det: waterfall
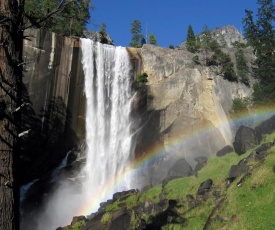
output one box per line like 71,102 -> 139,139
21,40 -> 136,230
81,39 -> 135,209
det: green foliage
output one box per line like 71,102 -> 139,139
105,193 -> 139,212
230,97 -> 251,114
186,25 -> 198,53
141,37 -> 146,46
130,19 -> 144,48
235,48 -> 249,85
136,72 -> 148,83
201,34 -> 237,81
101,212 -> 113,225
169,44 -> 175,49
232,41 -> 247,49
99,22 -> 109,44
149,33 -> 158,46
139,184 -> 162,203
243,0 -> 275,102
95,131 -> 275,230
24,0 -> 91,36
63,219 -> 86,230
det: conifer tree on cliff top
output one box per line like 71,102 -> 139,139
243,0 -> 275,103
130,19 -> 144,48
186,24 -> 198,53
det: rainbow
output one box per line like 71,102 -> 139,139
78,105 -> 275,216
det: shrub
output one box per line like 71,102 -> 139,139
230,97 -> 251,114
137,72 -> 148,83
101,212 -> 113,225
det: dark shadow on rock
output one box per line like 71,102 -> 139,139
233,125 -> 260,155
216,145 -> 233,157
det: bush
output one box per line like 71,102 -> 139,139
230,97 -> 251,114
101,212 -> 113,225
137,73 -> 148,83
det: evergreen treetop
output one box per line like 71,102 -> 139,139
243,0 -> 275,103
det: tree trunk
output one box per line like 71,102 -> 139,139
0,0 -> 23,229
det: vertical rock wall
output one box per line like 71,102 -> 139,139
22,29 -> 85,182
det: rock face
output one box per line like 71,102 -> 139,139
130,40 -> 252,185
181,25 -> 246,48
21,29 -> 85,183
209,25 -> 246,48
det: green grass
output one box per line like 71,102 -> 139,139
63,220 -> 86,230
139,184 -> 163,203
222,147 -> 275,230
98,132 -> 275,230
105,193 -> 139,212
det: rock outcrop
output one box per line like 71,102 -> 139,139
130,40 -> 252,185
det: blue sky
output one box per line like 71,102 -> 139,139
87,0 -> 260,48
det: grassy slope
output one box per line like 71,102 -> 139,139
102,132 -> 275,229
68,132 -> 275,229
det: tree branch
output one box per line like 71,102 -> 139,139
23,0 -> 74,30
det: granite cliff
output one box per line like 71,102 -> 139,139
21,26 -> 253,186
128,39 -> 253,184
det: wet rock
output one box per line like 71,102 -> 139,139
194,156 -> 208,171
71,215 -> 87,226
228,164 -> 250,180
186,194 -> 200,208
233,125 -> 260,155
107,209 -> 131,230
112,189 -> 139,201
167,158 -> 193,178
197,179 -> 213,196
99,199 -> 113,211
141,183 -> 153,193
216,145 -> 233,157
255,115 -> 275,135
254,142 -> 273,154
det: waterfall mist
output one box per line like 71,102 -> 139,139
20,39 -> 137,230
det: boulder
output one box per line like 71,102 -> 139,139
194,156 -> 208,172
167,158 -> 193,178
71,215 -> 87,226
228,163 -> 250,180
83,30 -> 114,45
109,209 -> 131,230
255,142 -> 273,154
216,145 -> 233,157
233,126 -> 259,155
197,179 -> 213,196
255,115 -> 275,135
112,189 -> 139,202
141,183 -> 153,193
99,199 -> 113,211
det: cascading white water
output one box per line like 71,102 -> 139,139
81,39 -> 135,211
21,40 -> 136,230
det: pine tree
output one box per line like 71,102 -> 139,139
130,19 -> 143,48
186,24 -> 197,53
99,22 -> 109,44
141,37 -> 146,46
243,0 -> 275,102
235,48 -> 249,85
149,33 -> 158,45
